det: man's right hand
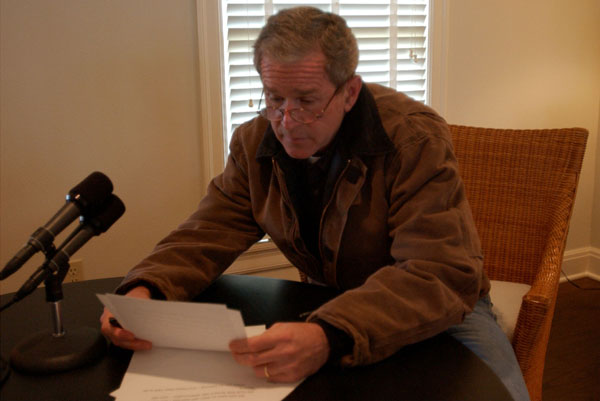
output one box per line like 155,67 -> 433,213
99,286 -> 153,350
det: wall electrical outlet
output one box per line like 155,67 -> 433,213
65,259 -> 84,282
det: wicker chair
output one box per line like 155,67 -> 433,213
448,125 -> 588,401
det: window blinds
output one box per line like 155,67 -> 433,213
222,0 -> 429,144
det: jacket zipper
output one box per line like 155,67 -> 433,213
317,158 -> 353,284
271,158 -> 318,265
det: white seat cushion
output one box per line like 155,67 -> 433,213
488,280 -> 531,341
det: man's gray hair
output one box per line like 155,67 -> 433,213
253,7 -> 359,87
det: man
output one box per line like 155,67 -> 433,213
101,7 -> 529,400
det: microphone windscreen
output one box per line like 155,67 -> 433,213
85,194 -> 126,234
67,172 -> 113,211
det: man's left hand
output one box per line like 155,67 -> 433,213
229,322 -> 330,382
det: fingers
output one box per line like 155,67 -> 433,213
98,285 -> 153,350
253,364 -> 276,382
229,324 -> 284,368
229,322 -> 330,383
229,330 -> 277,359
230,341 -> 276,368
99,307 -> 152,351
250,361 -> 307,383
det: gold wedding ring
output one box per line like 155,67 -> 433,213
264,365 -> 270,379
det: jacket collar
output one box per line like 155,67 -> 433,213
256,83 -> 395,161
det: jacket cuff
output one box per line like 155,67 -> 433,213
313,319 -> 354,364
115,279 -> 166,300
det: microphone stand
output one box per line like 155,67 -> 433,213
8,260 -> 107,374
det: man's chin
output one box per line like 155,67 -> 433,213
283,146 -> 315,160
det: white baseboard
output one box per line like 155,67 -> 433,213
224,242 -> 293,276
561,246 -> 600,282
588,247 -> 600,281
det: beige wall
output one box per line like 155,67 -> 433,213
442,0 -> 600,251
1,0 -> 599,294
1,0 -> 203,294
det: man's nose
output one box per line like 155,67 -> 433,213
280,107 -> 300,130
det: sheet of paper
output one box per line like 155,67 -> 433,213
97,293 -> 246,351
110,326 -> 299,401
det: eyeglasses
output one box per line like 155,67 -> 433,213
257,85 -> 342,124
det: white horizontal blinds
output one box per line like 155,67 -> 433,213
395,0 -> 428,101
339,1 -> 391,87
223,1 -> 265,145
339,0 -> 428,100
222,0 -> 429,143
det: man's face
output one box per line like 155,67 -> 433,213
260,52 -> 357,159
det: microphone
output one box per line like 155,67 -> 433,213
11,194 -> 125,303
0,172 -> 113,280
50,194 -> 125,275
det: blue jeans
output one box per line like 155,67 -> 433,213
446,295 -> 530,401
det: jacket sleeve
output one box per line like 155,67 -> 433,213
116,129 -> 265,301
308,113 -> 488,366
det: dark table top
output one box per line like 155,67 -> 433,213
0,275 -> 512,400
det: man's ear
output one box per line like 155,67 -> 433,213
343,75 -> 363,112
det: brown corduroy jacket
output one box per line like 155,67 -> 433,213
117,83 -> 490,366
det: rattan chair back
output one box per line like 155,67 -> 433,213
449,125 -> 588,401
